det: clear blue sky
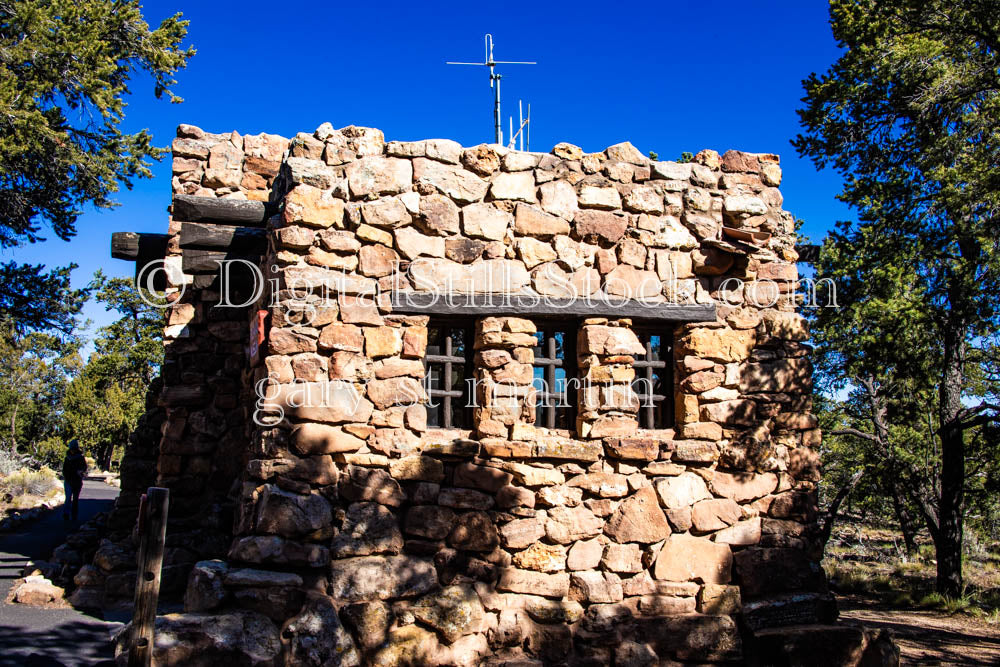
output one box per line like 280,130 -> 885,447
9,0 -> 851,340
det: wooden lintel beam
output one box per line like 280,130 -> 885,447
172,194 -> 275,226
390,291 -> 717,322
181,249 -> 263,274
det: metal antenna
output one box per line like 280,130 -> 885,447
447,34 -> 536,145
509,100 -> 531,151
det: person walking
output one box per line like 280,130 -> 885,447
62,439 -> 87,520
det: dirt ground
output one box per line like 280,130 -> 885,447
839,594 -> 1000,666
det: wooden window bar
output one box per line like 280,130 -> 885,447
423,320 -> 473,429
533,326 -> 576,430
633,330 -> 673,430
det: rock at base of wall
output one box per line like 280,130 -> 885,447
741,592 -> 838,631
10,576 -> 65,606
752,623 -> 900,667
284,595 -> 361,666
113,610 -> 281,666
632,613 -> 743,662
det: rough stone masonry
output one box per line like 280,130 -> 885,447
93,122 -> 897,665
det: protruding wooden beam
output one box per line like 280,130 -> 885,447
111,232 -> 169,261
179,222 -> 267,253
172,194 -> 275,225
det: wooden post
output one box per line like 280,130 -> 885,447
128,487 -> 169,667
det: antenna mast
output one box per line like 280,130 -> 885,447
447,34 -> 536,145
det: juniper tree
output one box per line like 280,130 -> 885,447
796,0 -> 1000,594
0,0 -> 193,332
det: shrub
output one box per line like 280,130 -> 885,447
0,466 -> 61,500
0,449 -> 22,477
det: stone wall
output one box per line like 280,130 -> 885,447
65,127 -> 292,608
112,123 -> 842,666
154,125 -> 291,591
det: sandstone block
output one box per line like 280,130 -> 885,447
412,585 -> 484,643
566,538 -> 603,571
569,571 -> 623,603
367,376 -> 425,409
340,466 -> 406,507
539,180 -> 578,220
604,264 -> 662,299
389,456 -> 444,483
227,536 -> 329,568
330,502 -> 403,558
346,156 -> 412,197
605,438 -> 659,460
653,534 -> 732,584
514,203 -> 570,237
404,505 -> 456,540
545,505 -> 603,544
516,237 -> 557,268
578,184 -> 621,210
700,399 -> 756,426
567,472 -> 629,498
497,568 -> 569,598
604,486 -> 671,544
601,543 -> 643,573
318,323 -> 364,352
454,462 -> 513,493
418,194 -> 461,234
714,517 -> 762,546
292,422 -> 366,455
329,555 -> 437,600
439,487 -> 494,510
500,517 -> 546,549
461,203 -> 510,240
512,543 -> 567,572
574,210 -> 628,243
461,145 -> 501,176
254,485 -> 332,538
691,498 -> 742,532
709,471 -> 778,502
681,327 -> 756,363
341,601 -> 392,650
637,595 -> 697,615
413,158 -> 488,203
490,171 -> 536,202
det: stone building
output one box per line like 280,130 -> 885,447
98,123 -> 895,665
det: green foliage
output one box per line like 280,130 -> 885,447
0,0 -> 193,332
647,151 -> 658,161
61,272 -> 162,469
31,436 -> 64,469
798,0 -> 1000,594
0,261 -> 90,334
0,0 -> 195,242
677,151 -> 693,163
0,271 -> 162,470
0,319 -> 81,455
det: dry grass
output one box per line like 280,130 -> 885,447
825,519 -> 1000,623
0,467 -> 61,509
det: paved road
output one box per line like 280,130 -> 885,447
0,479 -> 122,666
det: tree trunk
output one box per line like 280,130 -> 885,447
819,469 -> 865,551
890,485 -> 919,556
9,403 -> 18,451
936,326 -> 966,596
